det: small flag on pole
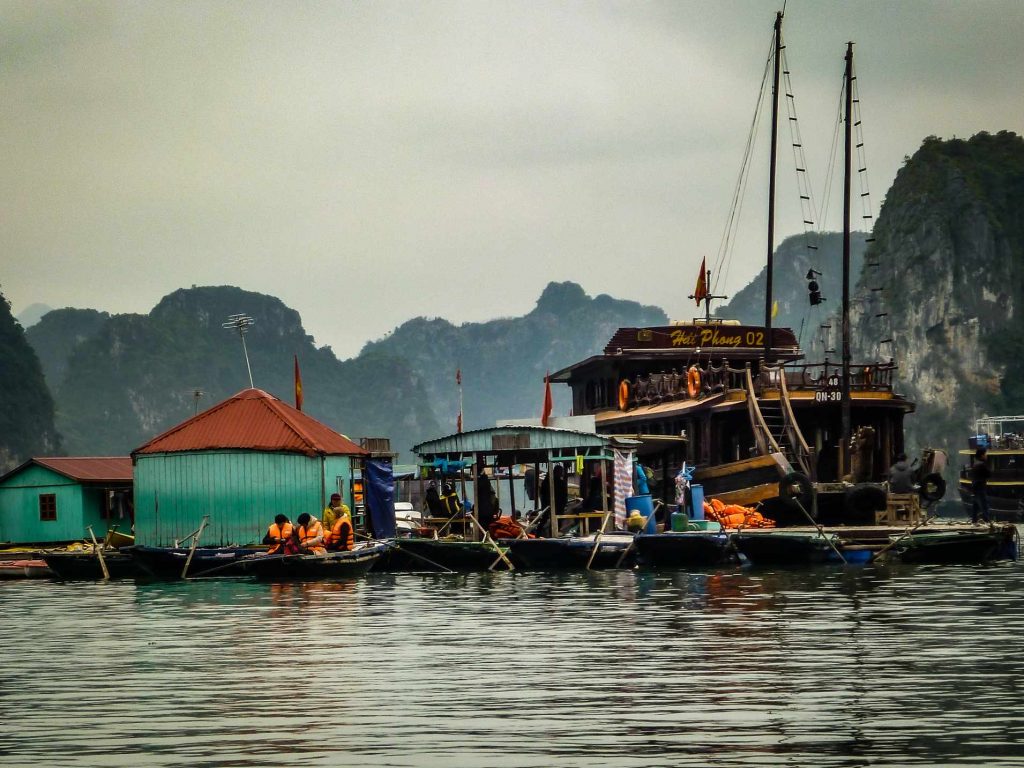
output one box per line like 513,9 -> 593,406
294,354 -> 303,411
693,257 -> 708,307
541,372 -> 553,427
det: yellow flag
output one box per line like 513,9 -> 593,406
771,300 -> 779,319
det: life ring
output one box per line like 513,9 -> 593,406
918,472 -> 946,503
618,380 -> 630,411
779,471 -> 814,513
686,366 -> 702,398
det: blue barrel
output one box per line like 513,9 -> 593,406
625,494 -> 657,534
689,484 -> 705,521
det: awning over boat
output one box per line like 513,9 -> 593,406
594,393 -> 728,427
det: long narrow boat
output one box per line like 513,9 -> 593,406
894,527 -> 1019,564
0,558 -> 52,579
634,531 -> 736,568
503,534 -> 635,571
240,543 -> 388,580
376,538 -> 511,573
128,545 -> 263,580
42,550 -> 141,580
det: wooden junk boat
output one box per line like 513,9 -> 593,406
958,416 -> 1024,522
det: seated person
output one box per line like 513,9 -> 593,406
263,514 -> 298,555
295,512 -> 326,554
324,508 -> 354,552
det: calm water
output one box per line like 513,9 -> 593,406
3,560 -> 1024,767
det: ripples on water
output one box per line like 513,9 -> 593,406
2,560 -> 1024,767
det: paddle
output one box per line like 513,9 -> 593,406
788,497 -> 847,565
180,515 -> 210,579
869,499 -> 940,563
86,525 -> 109,581
585,509 -> 615,571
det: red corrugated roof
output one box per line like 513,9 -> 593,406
133,388 -> 367,457
30,457 -> 133,482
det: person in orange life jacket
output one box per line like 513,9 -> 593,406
263,514 -> 298,555
325,506 -> 355,551
295,513 -> 326,554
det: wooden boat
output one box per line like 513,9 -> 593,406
42,550 -> 141,580
0,558 -> 52,579
128,545 -> 263,580
633,531 -> 735,568
239,542 -> 388,580
376,538 -> 511,573
958,416 -> 1024,522
503,534 -> 634,571
893,527 -> 1019,564
733,530 -> 839,566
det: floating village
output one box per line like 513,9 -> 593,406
1,15 -> 1020,583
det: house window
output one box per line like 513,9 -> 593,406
39,493 -> 57,521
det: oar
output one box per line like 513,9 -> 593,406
869,499 -> 940,563
789,497 -> 847,565
463,511 -> 514,571
86,525 -> 109,581
615,500 -> 663,568
180,515 -> 210,579
585,509 -> 614,571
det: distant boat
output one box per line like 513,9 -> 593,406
958,416 -> 1024,522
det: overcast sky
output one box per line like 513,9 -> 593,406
2,0 -> 1022,358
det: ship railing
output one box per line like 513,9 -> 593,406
775,360 -> 898,393
625,360 -> 748,407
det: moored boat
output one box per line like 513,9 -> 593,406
893,526 -> 1020,564
504,533 -> 635,571
634,531 -> 735,568
128,545 -> 263,580
240,542 -> 388,580
0,558 -> 52,579
42,550 -> 140,580
733,530 -> 839,566
958,416 -> 1024,522
376,538 -> 511,573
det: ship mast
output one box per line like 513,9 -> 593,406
763,10 -> 782,359
841,42 -> 854,474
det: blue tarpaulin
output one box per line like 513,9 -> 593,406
365,459 -> 396,538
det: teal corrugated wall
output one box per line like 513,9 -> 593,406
133,451 -> 352,547
0,465 -> 122,544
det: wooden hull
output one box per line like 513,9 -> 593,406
733,531 -> 837,566
634,532 -> 734,568
129,545 -> 263,580
894,528 -> 1019,564
42,551 -> 140,580
241,544 -> 387,581
0,559 -> 52,579
375,539 -> 510,572
692,454 -> 790,508
503,536 -> 634,571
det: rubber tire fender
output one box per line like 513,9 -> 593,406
845,483 -> 888,515
918,472 -> 946,503
779,471 -> 814,513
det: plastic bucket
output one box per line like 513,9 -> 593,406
625,495 -> 657,534
690,484 -> 705,521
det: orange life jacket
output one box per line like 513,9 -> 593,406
325,515 -> 354,551
266,522 -> 294,554
298,520 -> 325,553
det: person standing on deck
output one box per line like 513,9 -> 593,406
264,514 -> 298,555
971,448 -> 992,525
322,492 -> 350,531
295,513 -> 326,554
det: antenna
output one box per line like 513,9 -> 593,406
222,313 -> 256,388
191,389 -> 205,416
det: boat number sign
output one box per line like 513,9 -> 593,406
668,327 -> 766,348
815,375 -> 842,403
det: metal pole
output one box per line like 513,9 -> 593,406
764,10 -> 782,360
548,451 -> 558,538
240,332 -> 254,388
841,42 -> 853,476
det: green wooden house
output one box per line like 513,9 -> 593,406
0,457 -> 133,545
132,388 -> 367,547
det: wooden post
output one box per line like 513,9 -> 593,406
181,515 -> 210,579
507,461 -> 516,518
87,525 -> 109,581
548,450 -> 558,538
600,460 -> 609,530
459,459 -> 470,540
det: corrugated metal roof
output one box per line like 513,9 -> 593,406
1,457 -> 134,483
133,388 -> 367,457
412,425 -> 622,459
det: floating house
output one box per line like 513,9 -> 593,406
132,388 -> 367,547
0,457 -> 133,545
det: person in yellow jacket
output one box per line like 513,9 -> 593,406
295,513 -> 326,555
322,492 -> 351,531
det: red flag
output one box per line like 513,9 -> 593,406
693,257 -> 708,306
541,372 -> 553,427
294,354 -> 303,411
456,368 -> 462,386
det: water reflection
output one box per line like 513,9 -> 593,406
1,563 -> 1024,766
